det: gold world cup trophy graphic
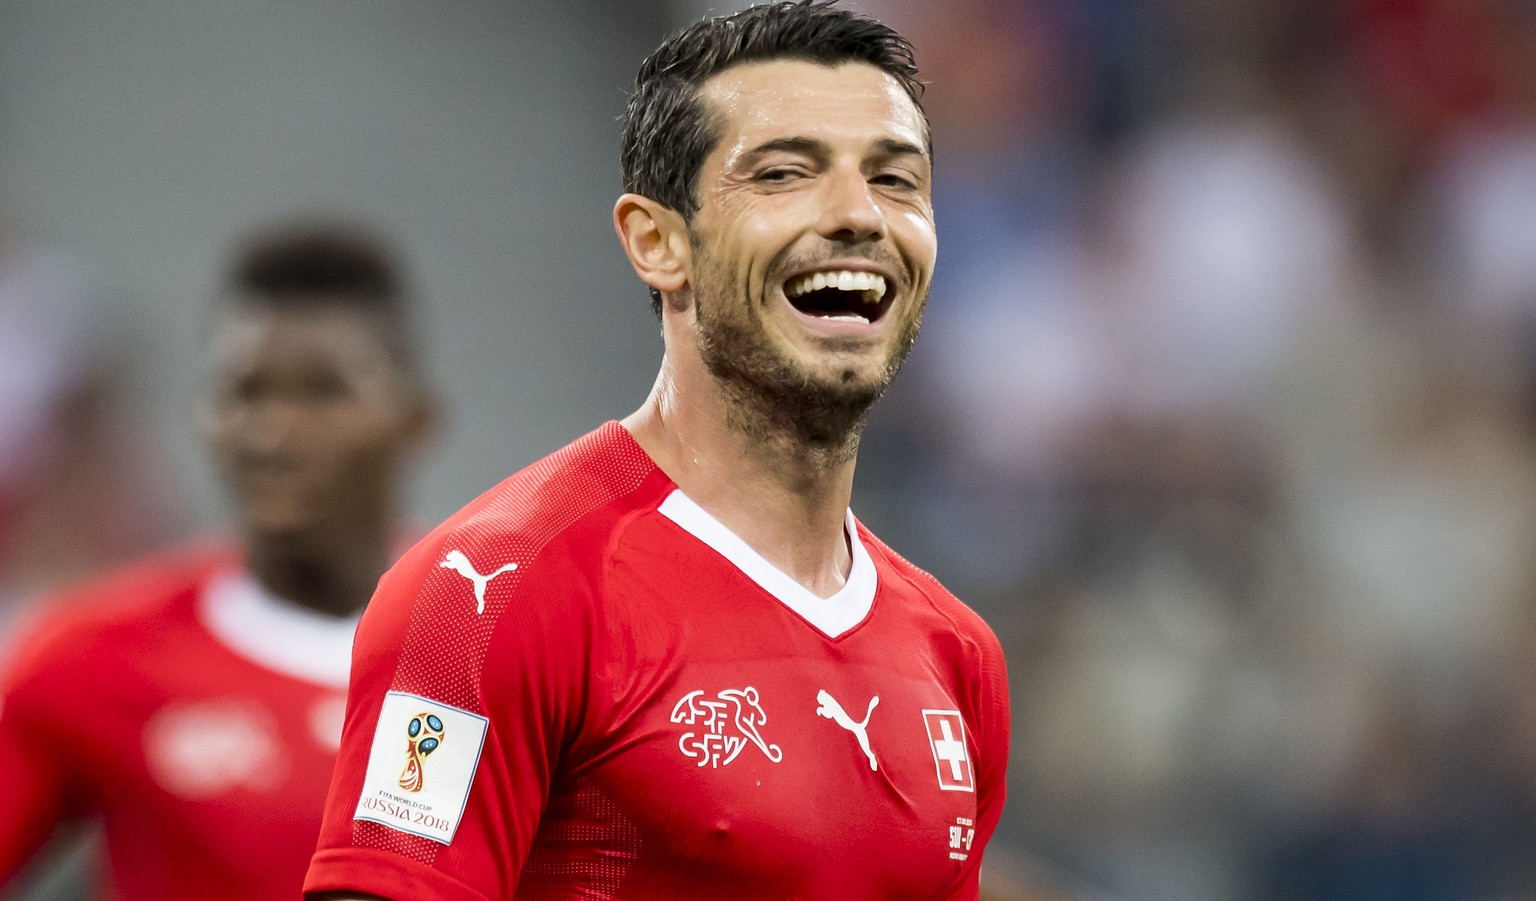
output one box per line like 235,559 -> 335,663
398,712 -> 445,792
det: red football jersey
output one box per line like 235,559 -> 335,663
306,423 -> 1010,900
0,543 -> 357,900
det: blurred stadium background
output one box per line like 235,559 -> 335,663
3,1 -> 1536,898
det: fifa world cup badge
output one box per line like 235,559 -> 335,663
355,691 -> 488,843
399,712 -> 445,792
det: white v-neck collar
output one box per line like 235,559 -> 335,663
198,570 -> 359,689
657,489 -> 877,639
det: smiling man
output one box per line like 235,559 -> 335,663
306,3 -> 1009,899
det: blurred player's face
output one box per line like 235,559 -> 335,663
203,302 -> 425,549
684,59 -> 935,424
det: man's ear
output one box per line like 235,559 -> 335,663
614,194 -> 690,297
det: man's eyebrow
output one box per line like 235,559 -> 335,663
872,138 -> 928,160
740,136 -> 930,165
741,136 -> 829,163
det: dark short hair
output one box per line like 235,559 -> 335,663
621,0 -> 926,316
223,220 -> 420,373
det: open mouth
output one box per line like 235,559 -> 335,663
784,269 -> 892,324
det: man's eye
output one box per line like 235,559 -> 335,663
872,173 -> 917,189
301,374 -> 350,400
214,377 -> 264,407
756,168 -> 804,183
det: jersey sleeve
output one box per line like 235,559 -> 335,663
0,614 -> 89,883
955,620 -> 1012,900
304,527 -> 597,901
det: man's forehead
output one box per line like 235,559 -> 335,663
700,58 -> 927,151
222,294 -> 386,328
215,300 -> 392,355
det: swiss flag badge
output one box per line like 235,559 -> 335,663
922,709 -> 975,792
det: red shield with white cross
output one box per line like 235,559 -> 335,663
922,709 -> 975,792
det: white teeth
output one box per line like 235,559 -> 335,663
785,270 -> 888,302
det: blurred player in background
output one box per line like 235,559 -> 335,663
306,2 -> 1009,899
0,221 -> 436,899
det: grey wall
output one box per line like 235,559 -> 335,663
0,0 -> 674,528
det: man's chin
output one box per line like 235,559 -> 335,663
699,320 -> 906,442
805,358 -> 900,407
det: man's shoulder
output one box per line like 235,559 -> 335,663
440,421 -> 661,548
2,539 -> 234,684
858,523 -> 952,598
370,422 -> 666,619
858,523 -> 999,643
21,540 -> 230,629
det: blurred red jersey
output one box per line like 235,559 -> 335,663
0,543 -> 356,900
305,422 -> 1011,900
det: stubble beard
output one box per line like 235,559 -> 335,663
692,276 -> 922,467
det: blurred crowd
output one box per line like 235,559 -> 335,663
846,0 -> 1536,898
3,0 -> 1535,898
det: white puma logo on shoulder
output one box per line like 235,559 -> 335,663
816,690 -> 879,771
439,550 -> 518,614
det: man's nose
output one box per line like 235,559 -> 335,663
817,170 -> 886,243
241,397 -> 303,453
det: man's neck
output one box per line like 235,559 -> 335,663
244,531 -> 388,618
623,360 -> 862,599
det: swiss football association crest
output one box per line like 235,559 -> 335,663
670,687 -> 784,767
922,709 -> 975,792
